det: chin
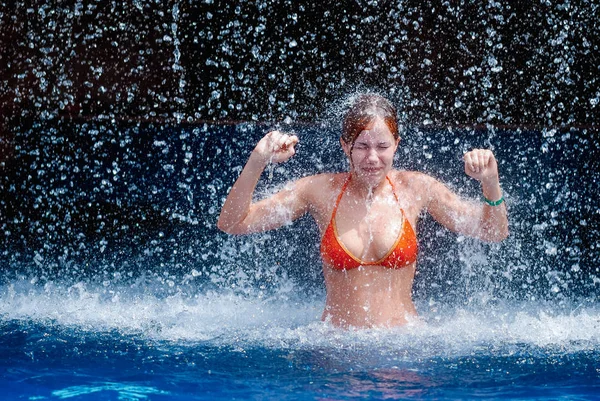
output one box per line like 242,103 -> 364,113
357,168 -> 386,182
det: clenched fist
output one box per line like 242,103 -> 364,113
252,130 -> 299,165
463,149 -> 499,184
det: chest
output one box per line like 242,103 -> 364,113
333,197 -> 407,261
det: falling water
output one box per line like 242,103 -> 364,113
1,1 -> 599,399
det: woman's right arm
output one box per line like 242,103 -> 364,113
217,131 -> 307,235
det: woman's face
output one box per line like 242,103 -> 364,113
341,117 -> 399,184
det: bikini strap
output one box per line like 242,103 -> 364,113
386,175 -> 400,203
386,175 -> 409,226
331,174 -> 352,219
332,174 -> 399,219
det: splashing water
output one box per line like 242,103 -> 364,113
1,120 -> 598,309
1,120 -> 598,399
1,1 -> 599,398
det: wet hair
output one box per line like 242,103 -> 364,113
341,94 -> 399,148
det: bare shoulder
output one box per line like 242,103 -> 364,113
390,170 -> 437,190
389,170 -> 440,213
295,172 -> 347,202
291,172 -> 346,227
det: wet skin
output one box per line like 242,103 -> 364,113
217,117 -> 508,328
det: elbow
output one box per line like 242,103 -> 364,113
488,228 -> 509,243
217,219 -> 236,235
218,208 -> 254,235
216,219 -> 228,233
216,215 -> 234,234
217,217 -> 246,235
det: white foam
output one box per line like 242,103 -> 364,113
1,278 -> 598,357
52,383 -> 169,399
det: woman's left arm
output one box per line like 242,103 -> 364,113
425,149 -> 509,242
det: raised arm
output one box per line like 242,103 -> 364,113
425,149 -> 509,242
217,130 -> 308,235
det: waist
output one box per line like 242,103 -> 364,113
322,297 -> 418,328
323,263 -> 416,297
321,262 -> 417,328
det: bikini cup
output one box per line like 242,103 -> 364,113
320,175 -> 418,270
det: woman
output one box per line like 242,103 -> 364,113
217,94 -> 508,329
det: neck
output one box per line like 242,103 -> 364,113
347,172 -> 389,199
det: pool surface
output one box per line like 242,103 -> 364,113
1,281 -> 599,400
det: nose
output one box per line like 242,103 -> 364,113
366,148 -> 379,162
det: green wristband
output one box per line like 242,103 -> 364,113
483,196 -> 504,206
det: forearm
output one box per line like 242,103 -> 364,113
431,149 -> 509,242
217,153 -> 267,233
479,178 -> 509,242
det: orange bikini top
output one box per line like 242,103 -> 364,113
320,175 -> 418,270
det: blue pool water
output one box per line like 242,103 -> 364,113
1,280 -> 599,400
